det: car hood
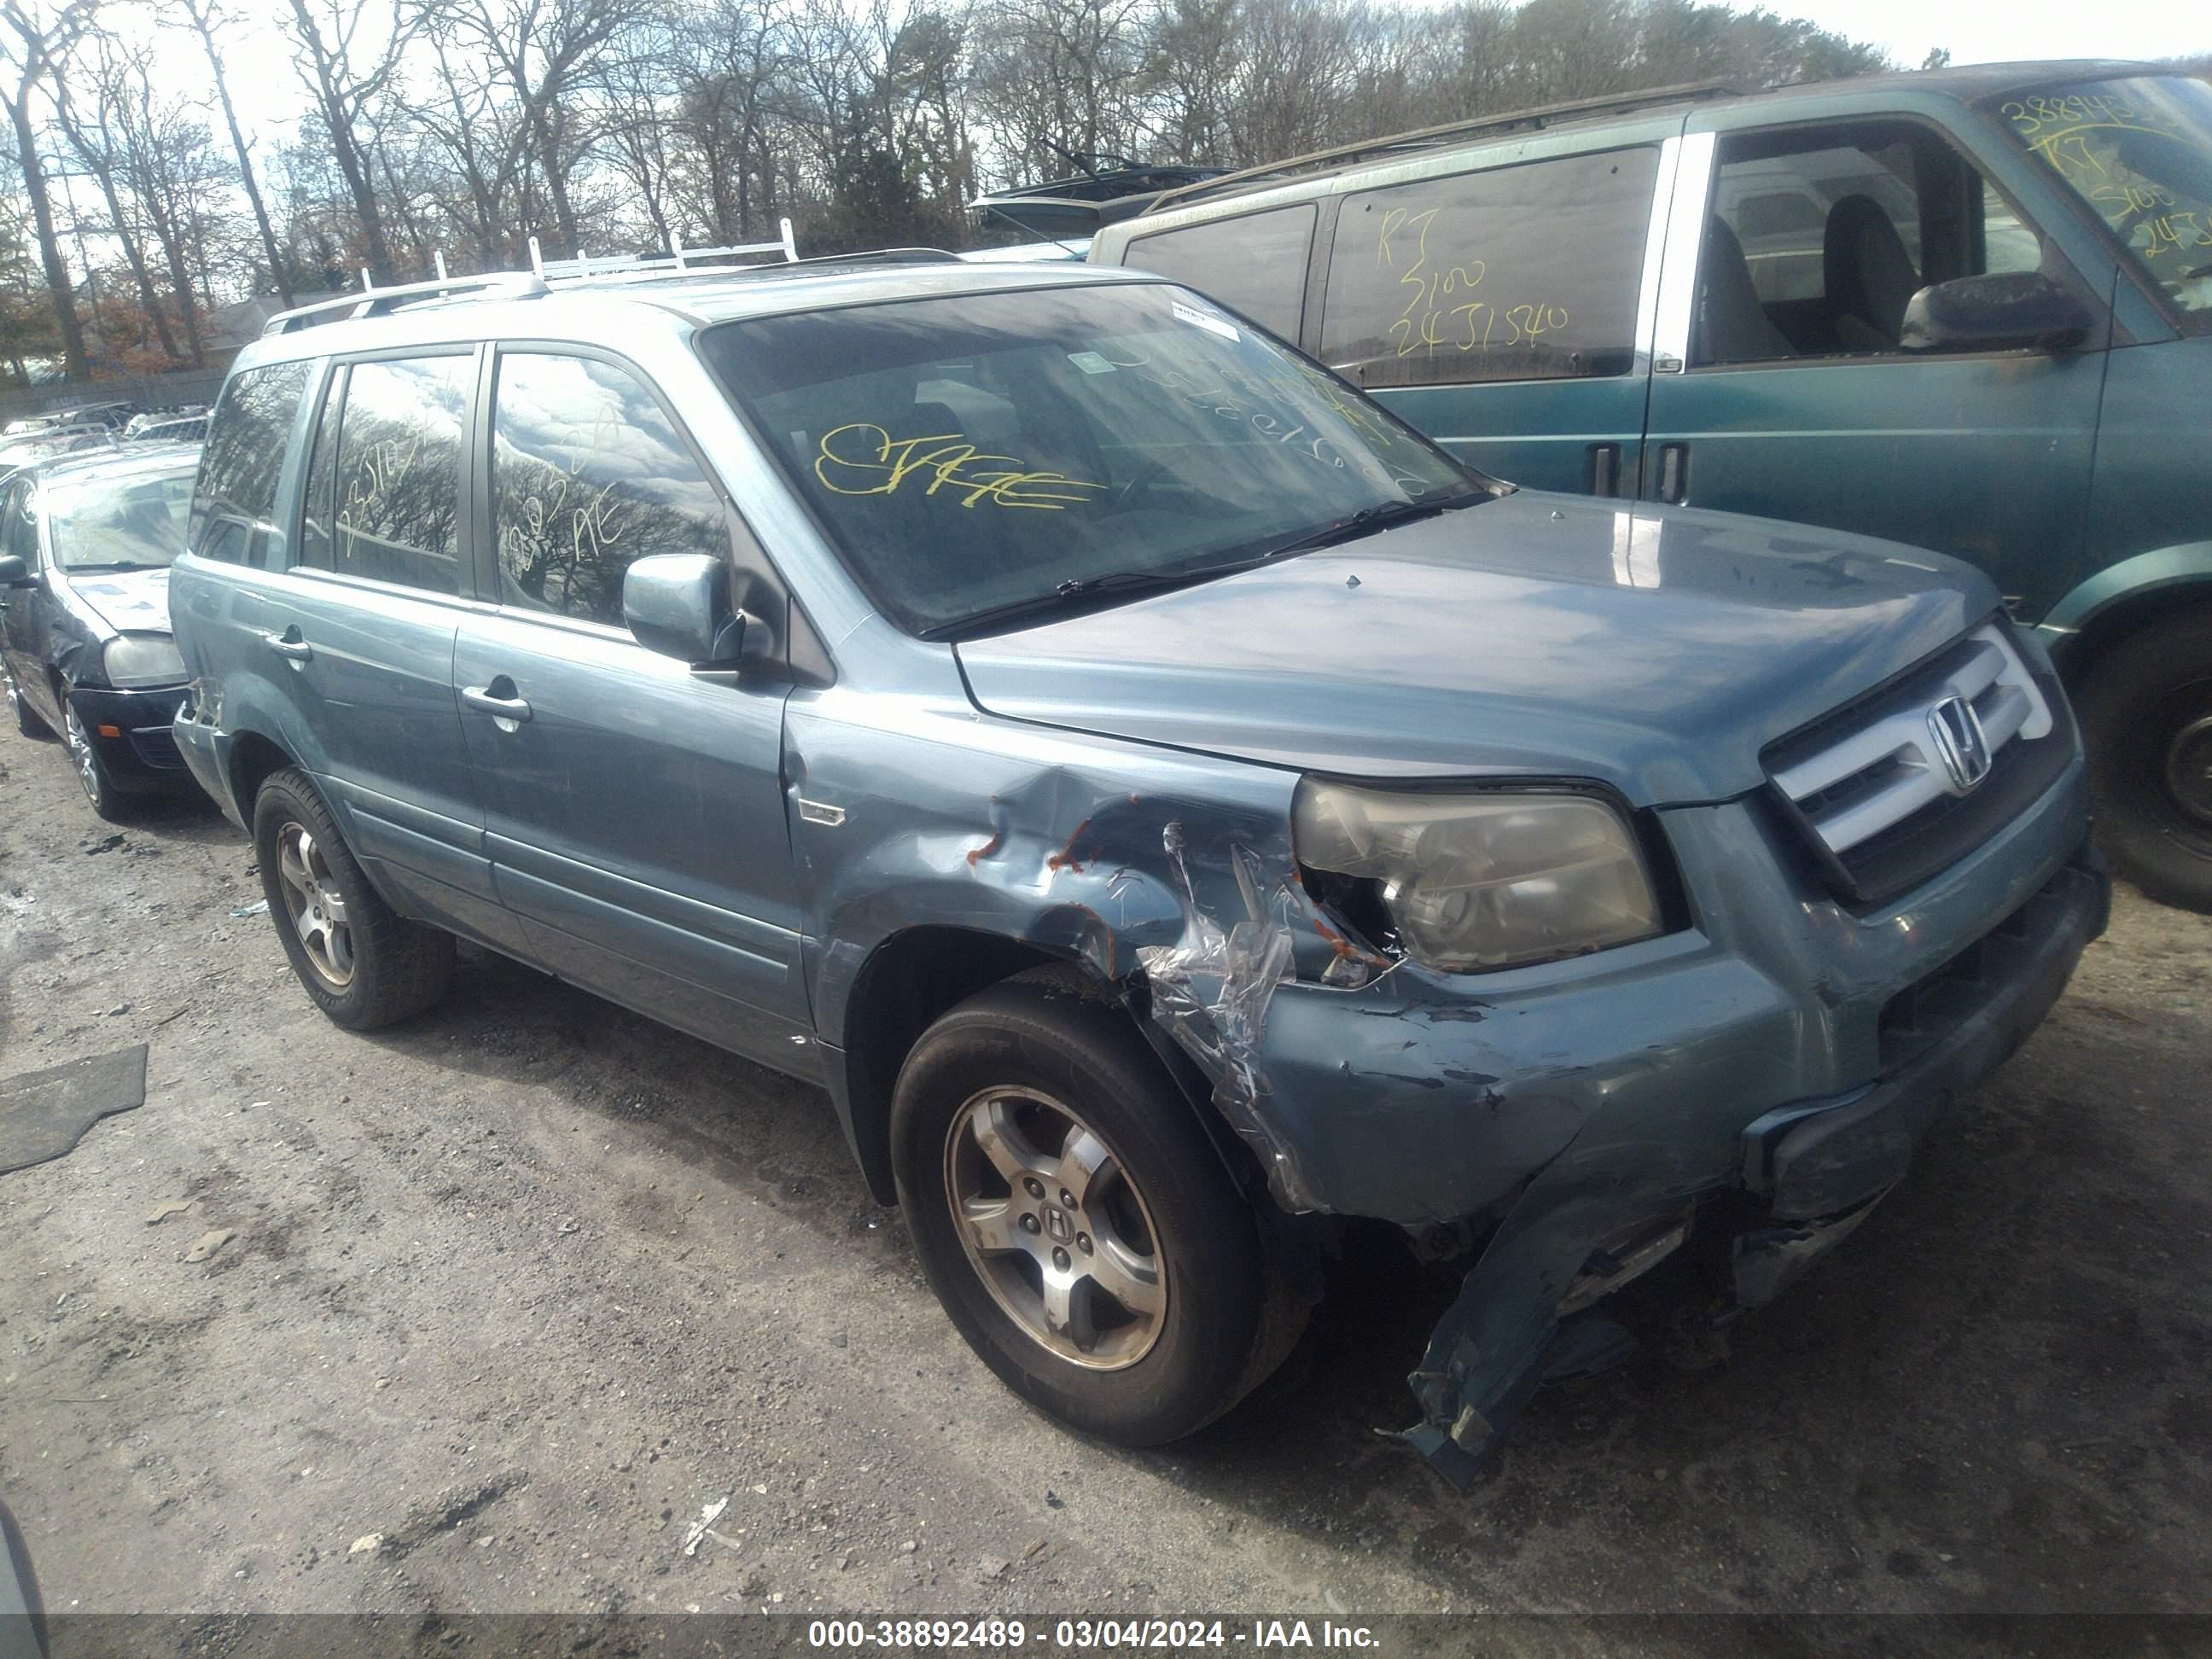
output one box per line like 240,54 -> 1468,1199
63,567 -> 172,637
954,492 -> 1998,805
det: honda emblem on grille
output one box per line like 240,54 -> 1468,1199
1927,695 -> 1993,792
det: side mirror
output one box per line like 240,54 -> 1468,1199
0,555 -> 28,587
623,553 -> 746,666
1900,271 -> 2093,355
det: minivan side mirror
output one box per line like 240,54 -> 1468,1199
0,555 -> 28,587
1899,271 -> 2093,355
623,553 -> 747,666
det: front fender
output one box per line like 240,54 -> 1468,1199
2038,541 -> 2212,658
787,686 -> 1348,1210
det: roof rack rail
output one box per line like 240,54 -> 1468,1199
263,271 -> 548,336
1141,79 -> 1741,217
780,247 -> 963,267
527,219 -> 799,280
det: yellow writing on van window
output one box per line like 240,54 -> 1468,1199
814,424 -> 1108,509
1376,206 -> 1569,358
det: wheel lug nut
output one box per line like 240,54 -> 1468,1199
1019,1214 -> 1040,1234
1058,1189 -> 1074,1209
1052,1247 -> 1070,1272
1076,1232 -> 1091,1254
1023,1178 -> 1045,1199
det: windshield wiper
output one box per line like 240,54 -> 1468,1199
67,559 -> 166,573
931,566 -> 1233,639
1250,491 -> 1482,562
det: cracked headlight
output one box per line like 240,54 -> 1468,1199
102,634 -> 185,688
1293,779 -> 1662,973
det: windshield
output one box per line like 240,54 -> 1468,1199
1994,75 -> 2212,331
699,282 -> 1483,635
44,468 -> 195,570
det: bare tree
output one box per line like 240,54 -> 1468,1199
0,0 -> 94,379
175,0 -> 292,305
51,32 -> 182,361
282,0 -> 411,280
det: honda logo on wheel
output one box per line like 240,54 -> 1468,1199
1927,695 -> 1993,792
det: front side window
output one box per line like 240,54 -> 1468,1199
1321,147 -> 1661,388
1123,203 -> 1318,340
189,359 -> 310,566
331,356 -> 470,595
3,480 -> 39,571
1994,75 -> 2212,334
491,352 -> 731,628
699,282 -> 1479,637
1697,125 -> 2054,365
44,465 -> 197,571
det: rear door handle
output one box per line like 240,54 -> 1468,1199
1654,442 -> 1690,505
262,629 -> 311,661
461,683 -> 533,724
1586,442 -> 1621,497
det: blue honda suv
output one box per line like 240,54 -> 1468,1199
166,256 -> 2104,1480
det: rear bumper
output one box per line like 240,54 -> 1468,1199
67,684 -> 194,791
172,694 -> 245,828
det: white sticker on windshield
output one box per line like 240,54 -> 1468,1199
1067,351 -> 1117,375
1171,300 -> 1240,342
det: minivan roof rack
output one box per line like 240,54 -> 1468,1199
263,271 -> 547,335
1140,79 -> 1741,217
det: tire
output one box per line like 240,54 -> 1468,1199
9,677 -> 52,740
61,697 -> 131,822
891,970 -> 1303,1447
252,766 -> 454,1029
2080,609 -> 2212,913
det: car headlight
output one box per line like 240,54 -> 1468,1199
1293,779 -> 1662,973
102,634 -> 186,688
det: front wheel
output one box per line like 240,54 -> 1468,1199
2081,610 -> 2212,913
61,699 -> 129,821
252,766 -> 454,1028
891,972 -> 1302,1447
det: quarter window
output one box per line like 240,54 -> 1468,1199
490,352 -> 730,628
1123,204 -> 1318,340
1320,147 -> 1661,387
189,359 -> 310,566
330,356 -> 470,594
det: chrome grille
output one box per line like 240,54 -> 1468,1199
1770,625 -> 2053,860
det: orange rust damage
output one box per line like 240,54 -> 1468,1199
1313,912 -> 1390,967
1046,817 -> 1095,874
966,826 -> 1006,867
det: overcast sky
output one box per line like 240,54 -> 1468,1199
189,0 -> 2208,152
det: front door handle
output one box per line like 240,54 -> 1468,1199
1654,442 -> 1690,505
461,683 -> 533,724
262,629 -> 312,662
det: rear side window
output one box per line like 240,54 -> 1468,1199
1320,147 -> 1662,387
189,360 -> 310,566
1123,203 -> 1318,339
329,356 -> 470,595
489,352 -> 730,628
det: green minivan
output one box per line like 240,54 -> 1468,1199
1091,61 -> 2212,910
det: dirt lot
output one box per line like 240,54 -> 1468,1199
2,712 -> 2209,1628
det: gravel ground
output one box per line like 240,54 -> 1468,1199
2,712 -> 2208,1627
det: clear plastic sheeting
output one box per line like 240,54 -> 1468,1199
1136,822 -> 1308,1208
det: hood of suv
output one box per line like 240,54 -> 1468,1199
955,492 -> 1998,805
64,567 -> 171,637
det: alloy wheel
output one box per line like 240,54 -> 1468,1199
943,1087 -> 1167,1370
275,820 -> 355,988
62,703 -> 100,803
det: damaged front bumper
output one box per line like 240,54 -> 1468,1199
1401,847 -> 2106,1483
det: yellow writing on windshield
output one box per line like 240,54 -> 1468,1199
814,424 -> 1108,509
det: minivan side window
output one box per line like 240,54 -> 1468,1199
489,352 -> 731,629
1694,125 -> 2050,366
1123,203 -> 1318,340
189,359 -> 311,567
296,365 -> 345,572
329,355 -> 470,595
1320,147 -> 1661,388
